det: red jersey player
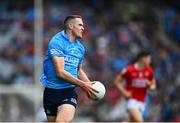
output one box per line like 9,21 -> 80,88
114,51 -> 156,122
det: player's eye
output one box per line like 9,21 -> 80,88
79,24 -> 83,26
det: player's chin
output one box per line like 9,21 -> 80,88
76,35 -> 83,39
145,64 -> 151,67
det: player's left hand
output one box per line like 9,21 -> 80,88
146,79 -> 156,90
146,80 -> 153,88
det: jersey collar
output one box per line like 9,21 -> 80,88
61,30 -> 78,43
61,30 -> 69,40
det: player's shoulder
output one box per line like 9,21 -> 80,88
126,64 -> 135,71
121,64 -> 133,74
52,31 -> 65,41
49,31 -> 65,45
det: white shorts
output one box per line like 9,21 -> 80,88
127,98 -> 145,113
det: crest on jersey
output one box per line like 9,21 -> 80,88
67,48 -> 81,57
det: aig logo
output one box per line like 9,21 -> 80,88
64,55 -> 79,67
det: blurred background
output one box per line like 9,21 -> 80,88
0,0 -> 179,122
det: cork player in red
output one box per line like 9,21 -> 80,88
114,51 -> 156,122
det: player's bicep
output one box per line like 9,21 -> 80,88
78,64 -> 82,71
78,64 -> 86,77
151,78 -> 156,86
52,56 -> 65,74
149,68 -> 155,80
78,64 -> 84,77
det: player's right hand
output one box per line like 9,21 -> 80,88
81,82 -> 99,98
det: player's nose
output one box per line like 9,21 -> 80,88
81,26 -> 84,32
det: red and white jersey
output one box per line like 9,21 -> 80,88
121,63 -> 154,102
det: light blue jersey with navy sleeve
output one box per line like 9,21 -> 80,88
40,30 -> 85,89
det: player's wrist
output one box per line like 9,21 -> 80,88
77,80 -> 86,88
149,85 -> 156,90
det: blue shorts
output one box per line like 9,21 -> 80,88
43,87 -> 78,116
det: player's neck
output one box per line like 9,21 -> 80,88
65,30 -> 76,42
136,62 -> 145,70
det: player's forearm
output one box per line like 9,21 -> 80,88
148,79 -> 156,90
149,81 -> 156,90
114,77 -> 127,95
116,83 -> 128,95
56,70 -> 85,88
78,68 -> 91,82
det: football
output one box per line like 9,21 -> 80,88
89,81 -> 106,101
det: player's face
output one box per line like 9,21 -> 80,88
143,55 -> 152,66
72,18 -> 84,39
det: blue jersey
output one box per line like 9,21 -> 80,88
40,30 -> 85,89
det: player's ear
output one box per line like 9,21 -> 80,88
68,23 -> 73,30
